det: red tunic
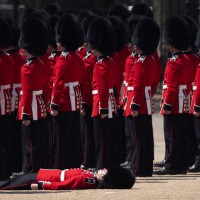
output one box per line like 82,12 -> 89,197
160,53 -> 194,114
48,51 -> 61,96
76,46 -> 87,59
92,56 -> 117,117
0,52 -> 15,115
18,57 -> 49,120
125,54 -> 159,116
51,51 -> 85,111
36,168 -> 98,190
81,53 -> 97,107
7,50 -> 25,111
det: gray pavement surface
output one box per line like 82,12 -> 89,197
1,95 -> 200,200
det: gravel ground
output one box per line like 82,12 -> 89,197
1,97 -> 200,200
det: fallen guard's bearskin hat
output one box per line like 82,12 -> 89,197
132,17 -> 160,55
0,16 -> 10,49
125,14 -> 142,43
108,16 -> 128,52
56,14 -> 83,51
19,17 -> 49,56
182,15 -> 198,50
131,2 -> 154,18
98,166 -> 135,189
87,16 -> 116,56
6,17 -> 19,47
164,15 -> 190,51
81,14 -> 97,42
107,4 -> 131,22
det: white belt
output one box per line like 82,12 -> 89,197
0,84 -> 10,90
124,81 -> 128,86
193,86 -> 197,91
92,88 -> 114,95
64,81 -> 79,87
65,81 -> 80,111
13,83 -> 22,89
127,86 -> 134,91
163,84 -> 167,89
60,169 -> 68,182
33,90 -> 43,95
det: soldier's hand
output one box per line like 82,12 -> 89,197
22,120 -> 31,126
194,111 -> 200,117
131,110 -> 138,117
31,183 -> 38,190
80,108 -> 86,116
51,109 -> 58,116
163,110 -> 171,115
101,114 -> 108,119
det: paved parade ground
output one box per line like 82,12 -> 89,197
1,112 -> 200,200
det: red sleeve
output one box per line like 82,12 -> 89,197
95,63 -> 109,109
194,65 -> 200,110
21,65 -> 33,119
51,58 -> 68,109
42,174 -> 97,190
131,62 -> 146,108
81,61 -> 94,105
164,61 -> 180,106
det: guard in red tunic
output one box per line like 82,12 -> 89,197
154,16 -> 193,175
79,15 -> 97,169
5,17 -> 25,174
124,17 -> 160,176
87,17 -> 118,169
188,26 -> 200,172
18,17 -> 50,173
108,16 -> 128,165
0,166 -> 135,190
50,14 -> 85,169
0,16 -> 15,180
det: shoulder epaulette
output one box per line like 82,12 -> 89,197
49,52 -> 57,59
97,58 -> 103,63
170,55 -> 178,62
84,53 -> 92,60
137,55 -> 146,63
60,51 -> 69,58
26,59 -> 33,66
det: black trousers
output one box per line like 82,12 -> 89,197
22,118 -> 50,173
80,106 -> 95,168
10,111 -> 22,173
194,116 -> 200,166
0,173 -> 37,190
93,116 -> 116,169
163,114 -> 188,171
133,115 -> 154,176
0,115 -> 14,180
53,111 -> 82,169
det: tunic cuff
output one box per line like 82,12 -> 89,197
163,103 -> 172,111
38,182 -> 44,190
99,108 -> 108,114
22,113 -> 30,120
194,105 -> 200,112
51,103 -> 59,110
131,103 -> 140,111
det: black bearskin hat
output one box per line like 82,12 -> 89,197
81,15 -> 97,42
56,14 -> 83,51
164,15 -> 189,51
19,17 -> 49,56
132,17 -> 160,55
44,3 -> 63,16
77,10 -> 95,23
0,16 -> 10,49
6,17 -> 19,47
48,15 -> 58,49
87,16 -> 116,56
182,15 -> 198,50
98,166 -> 135,189
195,26 -> 200,49
108,16 -> 128,52
131,2 -> 154,18
125,14 -> 142,43
107,4 -> 131,22
19,8 -> 35,28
